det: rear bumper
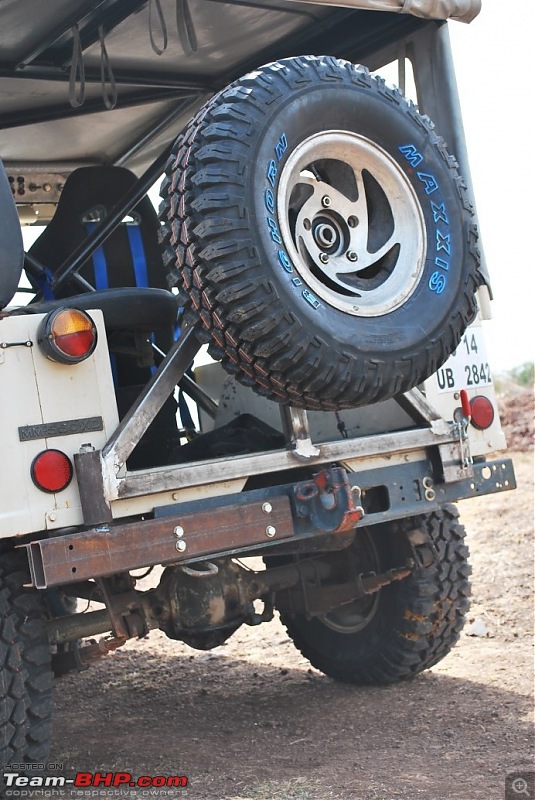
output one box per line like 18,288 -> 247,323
23,457 -> 516,589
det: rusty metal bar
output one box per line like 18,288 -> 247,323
47,609 -> 113,645
74,448 -> 113,525
24,494 -> 294,589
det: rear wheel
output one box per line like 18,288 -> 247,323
160,55 -> 480,410
279,505 -> 471,684
0,553 -> 53,769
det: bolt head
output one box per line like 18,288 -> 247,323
174,525 -> 184,538
266,525 -> 277,538
262,502 -> 273,514
175,539 -> 187,552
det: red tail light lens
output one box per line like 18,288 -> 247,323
31,449 -> 73,493
470,395 -> 495,430
38,308 -> 97,364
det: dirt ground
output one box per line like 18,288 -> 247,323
49,402 -> 533,800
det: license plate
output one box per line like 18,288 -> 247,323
433,328 -> 492,393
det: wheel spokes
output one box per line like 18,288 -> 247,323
292,167 -> 399,288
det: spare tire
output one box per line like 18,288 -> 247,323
160,56 -> 481,410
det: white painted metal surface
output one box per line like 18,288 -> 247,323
423,319 -> 506,455
0,311 -> 119,538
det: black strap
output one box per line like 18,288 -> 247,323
69,25 -> 86,109
176,0 -> 198,55
99,26 -> 117,110
149,0 -> 168,55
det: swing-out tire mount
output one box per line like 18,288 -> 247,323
160,55 -> 481,411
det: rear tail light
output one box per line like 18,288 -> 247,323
469,395 -> 495,430
31,449 -> 73,493
37,308 -> 97,364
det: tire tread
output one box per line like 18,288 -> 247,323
280,505 -> 471,685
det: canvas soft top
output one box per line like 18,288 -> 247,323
283,0 -> 481,24
0,0 -> 481,181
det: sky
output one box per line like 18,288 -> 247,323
448,3 -> 534,371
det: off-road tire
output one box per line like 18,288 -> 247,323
159,55 -> 480,410
279,505 -> 471,684
0,553 -> 54,767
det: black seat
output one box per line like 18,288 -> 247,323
16,286 -> 179,333
0,159 -> 24,310
28,166 -> 168,296
1,161 -> 178,333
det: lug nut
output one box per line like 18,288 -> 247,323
346,251 -> 358,262
319,253 -> 329,264
348,216 -> 358,228
321,196 -> 331,207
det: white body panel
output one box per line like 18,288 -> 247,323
0,311 -> 119,538
423,319 -> 506,455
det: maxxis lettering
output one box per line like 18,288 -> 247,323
399,143 -> 451,295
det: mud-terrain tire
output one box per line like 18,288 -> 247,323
279,505 -> 471,684
0,553 -> 54,767
160,55 -> 480,410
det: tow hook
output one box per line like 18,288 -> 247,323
293,467 -> 364,533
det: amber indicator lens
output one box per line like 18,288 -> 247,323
38,308 -> 97,364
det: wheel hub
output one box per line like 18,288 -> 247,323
311,212 -> 347,257
278,131 -> 427,317
321,531 -> 382,634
